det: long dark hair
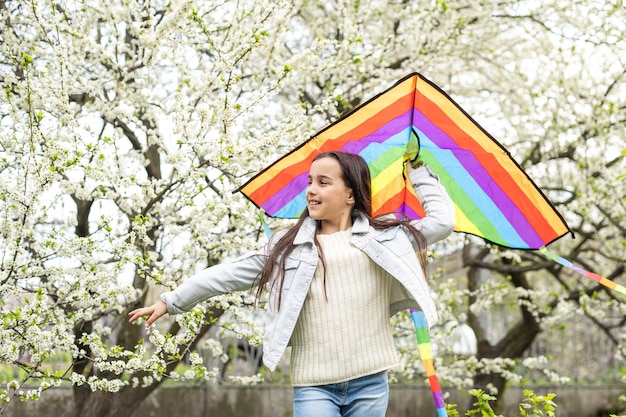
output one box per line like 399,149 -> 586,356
254,151 -> 428,308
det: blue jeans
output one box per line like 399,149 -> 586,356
293,371 -> 389,417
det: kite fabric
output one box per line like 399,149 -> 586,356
239,72 -> 571,250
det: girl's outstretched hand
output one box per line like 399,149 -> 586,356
128,300 -> 168,328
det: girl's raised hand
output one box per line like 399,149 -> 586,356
128,300 -> 168,328
406,159 -> 424,174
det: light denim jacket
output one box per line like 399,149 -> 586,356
161,166 -> 455,371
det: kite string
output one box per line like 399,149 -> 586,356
539,247 -> 626,296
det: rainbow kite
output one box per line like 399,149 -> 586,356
239,73 -> 570,250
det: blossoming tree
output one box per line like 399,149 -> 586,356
0,0 -> 624,416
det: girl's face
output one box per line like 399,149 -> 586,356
307,157 -> 355,233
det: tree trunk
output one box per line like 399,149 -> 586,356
467,261 -> 542,412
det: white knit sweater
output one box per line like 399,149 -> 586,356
289,230 -> 399,386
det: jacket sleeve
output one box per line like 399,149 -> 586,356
160,249 -> 267,315
408,165 -> 456,245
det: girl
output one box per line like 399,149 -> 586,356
129,151 -> 456,417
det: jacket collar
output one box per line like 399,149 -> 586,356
293,211 -> 370,245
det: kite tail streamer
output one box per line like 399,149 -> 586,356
410,309 -> 448,417
539,247 -> 626,296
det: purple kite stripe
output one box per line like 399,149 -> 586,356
434,392 -> 446,409
261,173 -> 308,215
413,111 -> 543,247
340,109 -> 413,154
413,110 -> 469,152
397,202 -> 423,219
453,150 -> 543,247
376,201 -> 416,219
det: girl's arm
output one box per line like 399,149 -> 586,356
406,162 -> 456,245
129,249 -> 267,326
161,251 -> 266,314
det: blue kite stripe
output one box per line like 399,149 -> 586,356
418,135 -> 530,248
